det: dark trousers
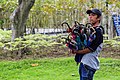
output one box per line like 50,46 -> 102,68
79,63 -> 96,80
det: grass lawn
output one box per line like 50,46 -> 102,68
0,57 -> 120,80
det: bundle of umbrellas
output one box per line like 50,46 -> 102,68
61,21 -> 96,65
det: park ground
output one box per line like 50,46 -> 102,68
0,57 -> 120,80
30,45 -> 120,60
0,45 -> 120,80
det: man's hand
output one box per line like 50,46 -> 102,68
71,49 -> 78,54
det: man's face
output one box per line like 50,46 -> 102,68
89,13 -> 100,25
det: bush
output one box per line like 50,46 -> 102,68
0,30 -> 67,59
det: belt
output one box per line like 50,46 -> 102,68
84,65 -> 96,72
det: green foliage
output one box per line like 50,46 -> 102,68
0,42 -> 3,46
0,0 -> 120,34
0,29 -> 11,43
0,29 -> 66,57
113,36 -> 120,41
0,0 -> 17,12
0,28 -> 120,58
0,57 -> 120,80
0,20 -> 4,25
104,36 -> 120,47
104,39 -> 120,48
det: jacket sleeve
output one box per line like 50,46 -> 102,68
87,28 -> 103,52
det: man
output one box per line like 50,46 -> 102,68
72,8 -> 104,80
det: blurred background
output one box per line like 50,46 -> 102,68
0,0 -> 120,39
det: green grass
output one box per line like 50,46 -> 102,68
0,57 -> 120,80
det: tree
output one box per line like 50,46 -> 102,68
10,0 -> 35,41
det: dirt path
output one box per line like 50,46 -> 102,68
100,47 -> 120,59
0,46 -> 120,60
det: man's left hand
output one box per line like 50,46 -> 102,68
71,49 -> 78,54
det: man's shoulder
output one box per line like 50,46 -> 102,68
96,26 -> 104,34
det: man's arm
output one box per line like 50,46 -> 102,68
72,48 -> 91,54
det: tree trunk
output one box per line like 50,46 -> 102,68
10,0 -> 35,41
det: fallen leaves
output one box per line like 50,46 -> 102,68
31,63 -> 39,67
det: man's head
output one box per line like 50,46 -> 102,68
86,8 -> 102,26
86,8 -> 102,18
